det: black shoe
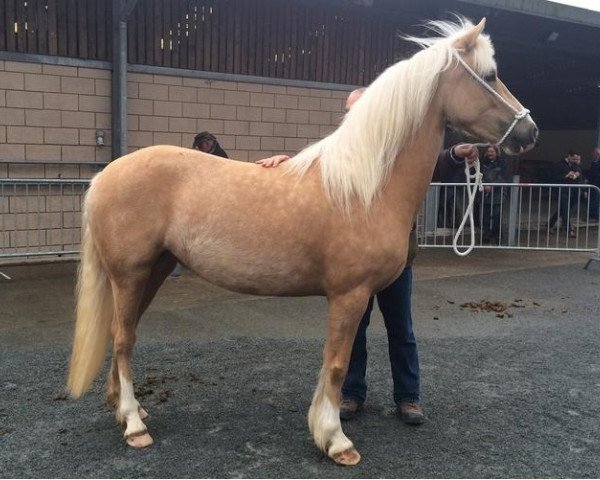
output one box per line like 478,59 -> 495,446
396,401 -> 425,425
339,398 -> 364,421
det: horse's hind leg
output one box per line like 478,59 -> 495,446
106,251 -> 177,416
309,290 -> 369,466
107,357 -> 149,421
110,273 -> 155,448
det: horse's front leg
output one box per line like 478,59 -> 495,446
309,289 -> 370,466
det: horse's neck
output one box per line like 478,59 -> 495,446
381,107 -> 445,224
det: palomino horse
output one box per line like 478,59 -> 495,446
68,18 -> 537,465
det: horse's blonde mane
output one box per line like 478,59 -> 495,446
287,18 -> 495,211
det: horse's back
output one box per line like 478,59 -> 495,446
86,145 -> 408,296
90,145 -> 257,214
87,145 -> 329,294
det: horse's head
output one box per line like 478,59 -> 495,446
289,18 -> 539,211
436,18 -> 538,155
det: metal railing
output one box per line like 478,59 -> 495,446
1,179 -> 599,272
417,182 -> 600,268
0,179 -> 89,267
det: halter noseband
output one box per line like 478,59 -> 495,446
453,51 -> 530,149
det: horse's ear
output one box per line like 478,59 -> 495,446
453,18 -> 486,51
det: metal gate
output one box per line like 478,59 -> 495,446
0,179 -> 88,266
417,182 -> 600,268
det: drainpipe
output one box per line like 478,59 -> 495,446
111,0 -> 138,160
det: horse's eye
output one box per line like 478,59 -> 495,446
484,72 -> 497,83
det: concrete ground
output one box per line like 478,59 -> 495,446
0,249 -> 599,478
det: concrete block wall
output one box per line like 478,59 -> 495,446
0,59 -> 347,175
0,59 -> 113,179
0,57 -> 348,260
126,73 -> 346,161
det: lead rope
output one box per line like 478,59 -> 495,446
452,155 -> 484,256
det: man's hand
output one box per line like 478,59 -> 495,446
453,143 -> 479,165
566,171 -> 578,180
256,154 -> 290,168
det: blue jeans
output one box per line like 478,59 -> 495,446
341,266 -> 420,405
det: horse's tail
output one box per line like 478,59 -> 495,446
67,199 -> 113,398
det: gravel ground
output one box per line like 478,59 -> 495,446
1,261 -> 599,478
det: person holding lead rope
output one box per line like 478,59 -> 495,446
259,87 -> 479,424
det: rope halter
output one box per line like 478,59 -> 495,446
453,51 -> 531,150
451,50 -> 531,256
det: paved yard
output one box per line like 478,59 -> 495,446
0,250 -> 598,477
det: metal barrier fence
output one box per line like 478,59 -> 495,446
0,179 -> 89,271
417,182 -> 600,268
1,179 -> 599,272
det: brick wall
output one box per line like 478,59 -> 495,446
0,58 -> 348,177
0,60 -> 113,179
0,57 -> 348,261
127,73 -> 346,161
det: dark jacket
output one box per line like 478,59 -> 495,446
588,158 -> 600,188
481,156 -> 511,204
431,148 -> 469,183
209,141 -> 229,159
482,157 -> 511,183
554,158 -> 583,185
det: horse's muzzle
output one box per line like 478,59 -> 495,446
505,117 -> 539,155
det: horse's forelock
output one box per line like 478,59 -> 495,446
470,35 -> 496,76
407,17 -> 496,76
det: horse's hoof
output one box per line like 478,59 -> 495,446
125,430 -> 154,448
138,407 -> 149,420
332,447 -> 361,466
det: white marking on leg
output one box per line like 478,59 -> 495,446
118,372 -> 146,437
308,372 -> 353,456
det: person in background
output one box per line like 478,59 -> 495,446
192,131 -> 229,158
193,130 -> 290,165
258,87 -> 478,425
587,148 -> 600,221
480,145 -> 511,243
549,150 -> 584,238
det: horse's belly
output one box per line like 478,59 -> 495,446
181,239 -> 323,296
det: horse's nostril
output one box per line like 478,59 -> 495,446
532,125 -> 539,141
